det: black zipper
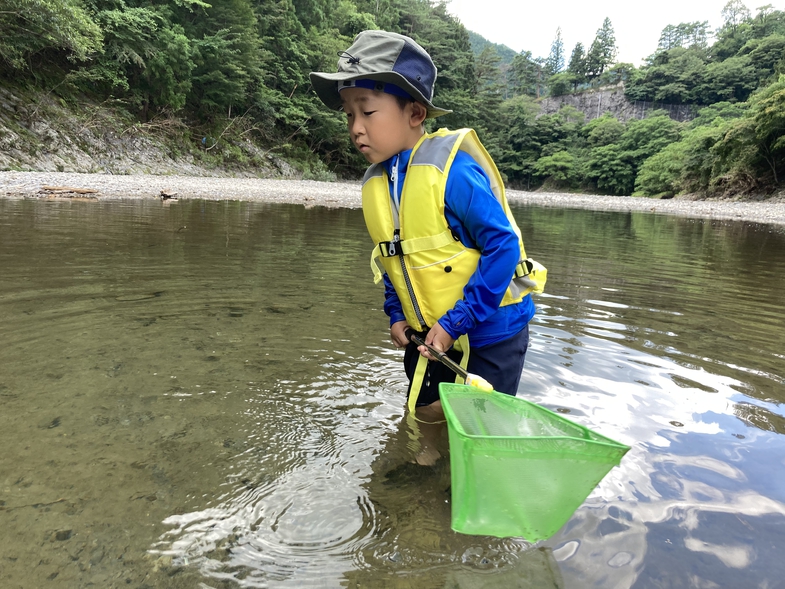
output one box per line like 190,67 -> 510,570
393,229 -> 426,328
390,159 -> 426,330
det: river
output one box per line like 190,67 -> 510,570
1,198 -> 783,588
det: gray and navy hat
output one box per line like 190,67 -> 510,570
309,30 -> 451,119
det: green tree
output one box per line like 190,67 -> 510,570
658,21 -> 710,51
184,0 -> 261,117
471,45 -> 504,139
0,0 -> 102,69
749,5 -> 785,38
534,105 -> 585,157
721,0 -> 751,32
619,111 -> 683,164
547,71 -> 574,96
292,0 -> 330,28
624,46 -> 708,103
714,74 -> 785,185
587,111 -> 682,195
585,17 -> 617,79
634,122 -> 730,196
330,0 -> 377,37
681,21 -> 710,48
354,0 -> 401,31
496,94 -> 541,187
742,34 -> 785,83
475,45 -> 503,93
141,22 -> 194,112
698,55 -> 757,103
658,24 -> 680,52
70,1 -> 211,117
509,50 -> 542,97
690,100 -> 748,126
545,27 -> 564,76
634,141 -> 686,197
534,150 -> 578,188
599,62 -> 634,86
584,114 -> 624,147
85,3 -> 165,92
676,123 -> 731,193
567,42 -> 586,79
586,143 -> 635,195
713,0 -> 754,59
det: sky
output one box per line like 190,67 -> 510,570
443,0 -> 768,65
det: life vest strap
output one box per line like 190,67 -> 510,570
407,354 -> 429,415
369,229 -> 458,284
376,229 -> 456,258
406,333 -> 472,417
455,334 -> 470,377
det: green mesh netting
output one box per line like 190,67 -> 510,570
440,383 -> 630,541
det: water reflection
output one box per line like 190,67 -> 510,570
1,199 -> 785,588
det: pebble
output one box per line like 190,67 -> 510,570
2,171 -> 784,226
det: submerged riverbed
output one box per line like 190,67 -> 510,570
1,197 -> 784,588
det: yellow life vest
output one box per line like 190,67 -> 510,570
362,128 -> 546,332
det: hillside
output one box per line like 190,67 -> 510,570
0,84 -> 299,178
467,30 -> 519,64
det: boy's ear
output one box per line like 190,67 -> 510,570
409,101 -> 427,127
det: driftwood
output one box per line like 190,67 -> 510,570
41,185 -> 99,194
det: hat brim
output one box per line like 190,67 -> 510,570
309,71 -> 452,119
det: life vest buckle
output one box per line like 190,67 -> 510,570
379,240 -> 403,257
514,259 -> 534,278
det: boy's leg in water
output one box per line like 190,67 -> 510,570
404,325 -> 530,465
412,401 -> 445,466
403,342 -> 456,465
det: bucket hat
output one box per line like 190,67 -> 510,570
309,30 -> 451,119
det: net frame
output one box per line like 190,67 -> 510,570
440,383 -> 630,540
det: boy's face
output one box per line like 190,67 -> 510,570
341,87 -> 425,164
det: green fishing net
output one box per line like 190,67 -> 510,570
440,383 -> 630,541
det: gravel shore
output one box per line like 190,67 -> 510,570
2,171 -> 785,226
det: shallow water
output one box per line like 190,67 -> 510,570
1,198 -> 784,588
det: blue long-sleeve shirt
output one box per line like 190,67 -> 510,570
381,147 -> 535,348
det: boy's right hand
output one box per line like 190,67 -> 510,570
390,321 -> 411,348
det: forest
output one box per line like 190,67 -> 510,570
0,0 -> 783,197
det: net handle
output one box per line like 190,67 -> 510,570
404,329 -> 493,392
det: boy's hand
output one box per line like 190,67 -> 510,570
390,321 -> 411,348
421,322 -> 455,360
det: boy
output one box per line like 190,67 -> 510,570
309,30 -> 544,427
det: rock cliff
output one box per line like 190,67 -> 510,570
538,84 -> 695,123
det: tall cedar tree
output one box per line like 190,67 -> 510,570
545,27 -> 565,76
585,17 -> 617,78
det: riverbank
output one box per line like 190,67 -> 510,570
2,171 -> 785,226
